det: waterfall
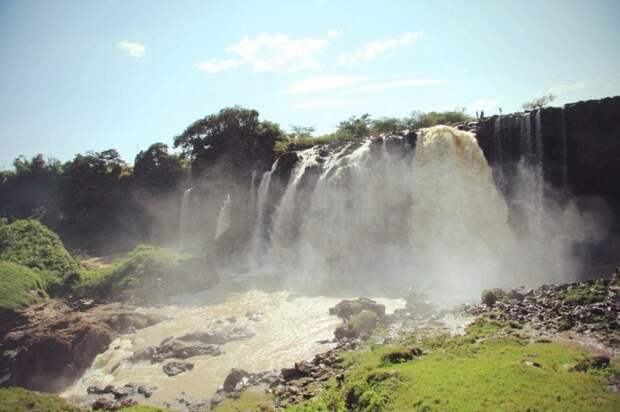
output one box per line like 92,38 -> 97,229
178,187 -> 194,252
560,108 -> 569,192
493,116 -> 505,187
215,194 -> 232,240
249,160 -> 278,259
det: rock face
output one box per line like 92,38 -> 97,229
476,96 -> 620,249
0,300 -> 161,392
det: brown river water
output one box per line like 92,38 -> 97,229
62,290 -> 404,405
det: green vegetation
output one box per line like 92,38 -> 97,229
348,310 -> 380,336
76,245 -> 210,302
0,261 -> 46,310
0,387 -> 81,412
0,219 -> 78,279
560,280 -> 608,305
214,389 -> 275,411
287,318 -> 620,411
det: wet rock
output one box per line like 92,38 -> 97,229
132,338 -> 221,363
0,300 -> 161,392
572,355 -> 610,372
163,361 -> 194,376
177,326 -> 255,345
329,297 -> 386,321
223,368 -> 250,392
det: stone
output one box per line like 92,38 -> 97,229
163,361 -> 194,376
572,355 -> 610,372
223,368 -> 250,392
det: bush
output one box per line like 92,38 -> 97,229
0,219 -> 79,284
349,310 -> 380,336
77,245 -> 216,302
0,261 -> 46,310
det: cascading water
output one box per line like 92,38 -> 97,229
178,187 -> 194,252
215,194 -> 232,240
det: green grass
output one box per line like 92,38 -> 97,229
287,318 -> 620,412
0,387 -> 81,412
76,245 -> 208,301
561,280 -> 608,305
0,261 -> 46,310
214,389 -> 275,411
0,219 -> 79,284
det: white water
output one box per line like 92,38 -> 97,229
214,194 -> 232,240
178,188 -> 194,252
63,290 -> 404,405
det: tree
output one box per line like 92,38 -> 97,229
134,143 -> 188,192
289,125 -> 315,140
522,94 -> 555,111
370,117 -> 407,136
406,110 -> 472,129
336,114 -> 372,140
173,107 -> 285,178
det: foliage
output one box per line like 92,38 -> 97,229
134,143 -> 188,192
522,93 -> 556,111
76,245 -> 213,302
214,389 -> 275,411
173,106 -> 286,178
560,280 -> 608,305
335,114 -> 372,140
0,387 -> 81,412
370,117 -> 407,136
0,261 -> 46,310
288,318 -> 620,412
407,110 -> 472,128
348,310 -> 380,336
289,125 -> 316,140
0,219 -> 79,281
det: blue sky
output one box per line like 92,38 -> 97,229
1,0 -> 619,169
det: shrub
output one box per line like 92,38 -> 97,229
0,261 -> 46,310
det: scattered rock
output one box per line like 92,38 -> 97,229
163,361 -> 194,376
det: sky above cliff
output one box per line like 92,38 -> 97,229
1,0 -> 619,168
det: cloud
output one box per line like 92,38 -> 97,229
347,79 -> 447,94
291,98 -> 361,110
338,32 -> 422,66
117,40 -> 146,58
284,75 -> 370,95
195,59 -> 244,73
467,98 -> 499,114
548,81 -> 586,95
327,29 -> 343,39
197,33 -> 329,73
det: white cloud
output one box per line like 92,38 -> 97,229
548,81 -> 586,95
327,29 -> 343,39
117,40 -> 146,58
197,33 -> 329,73
338,32 -> 422,66
284,75 -> 369,95
347,79 -> 447,94
467,98 -> 499,114
291,99 -> 361,110
195,59 -> 244,73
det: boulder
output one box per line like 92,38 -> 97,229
163,361 -> 194,377
329,298 -> 385,321
223,368 -> 250,392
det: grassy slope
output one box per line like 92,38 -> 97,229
0,261 -> 46,310
0,387 -> 81,412
0,219 -> 79,280
215,389 -> 276,411
287,319 -> 620,411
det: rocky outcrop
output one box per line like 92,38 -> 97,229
468,269 -> 620,349
0,300 -> 161,392
130,326 -> 255,364
476,96 -> 620,241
